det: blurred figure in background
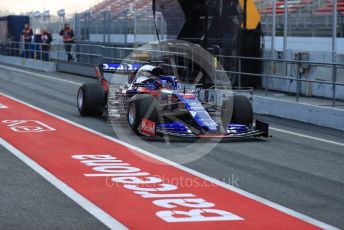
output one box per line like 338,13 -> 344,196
21,23 -> 33,58
59,23 -> 74,61
41,29 -> 53,61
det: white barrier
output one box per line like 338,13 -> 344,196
253,95 -> 344,131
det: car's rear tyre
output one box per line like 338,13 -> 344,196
127,94 -> 158,134
221,95 -> 253,127
77,83 -> 105,116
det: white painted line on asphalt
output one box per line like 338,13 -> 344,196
0,138 -> 128,230
0,92 -> 338,230
271,127 -> 344,148
0,64 -> 82,86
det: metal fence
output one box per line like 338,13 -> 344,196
259,0 -> 344,37
1,40 -> 343,106
215,55 -> 344,106
0,40 -> 188,66
261,14 -> 344,37
39,1 -> 344,41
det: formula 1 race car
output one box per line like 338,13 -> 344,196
77,63 -> 269,139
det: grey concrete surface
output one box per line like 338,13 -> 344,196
0,64 -> 343,229
0,55 -> 56,72
56,61 -> 96,77
0,145 -> 108,230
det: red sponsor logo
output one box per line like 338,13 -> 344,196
140,118 -> 156,136
183,94 -> 196,99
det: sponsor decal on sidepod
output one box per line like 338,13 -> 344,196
140,119 -> 156,136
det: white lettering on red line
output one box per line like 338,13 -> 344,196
72,154 -> 243,223
2,120 -> 56,133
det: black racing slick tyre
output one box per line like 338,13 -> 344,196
221,98 -> 234,129
127,94 -> 159,134
77,83 -> 105,116
222,95 -> 253,127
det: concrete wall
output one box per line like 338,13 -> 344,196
0,55 -> 56,72
253,95 -> 344,131
264,37 -> 344,54
56,61 -> 96,77
262,50 -> 344,100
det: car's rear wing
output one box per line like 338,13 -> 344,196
101,64 -> 143,74
95,63 -> 144,80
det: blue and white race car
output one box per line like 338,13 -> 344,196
77,63 -> 269,140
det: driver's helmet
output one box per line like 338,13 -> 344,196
149,66 -> 164,77
136,65 -> 165,83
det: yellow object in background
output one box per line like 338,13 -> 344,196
239,0 -> 261,30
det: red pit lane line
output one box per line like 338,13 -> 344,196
0,94 -> 330,229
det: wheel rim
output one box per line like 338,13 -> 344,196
128,103 -> 136,126
77,89 -> 83,111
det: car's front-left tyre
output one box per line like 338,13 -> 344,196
77,83 -> 105,116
